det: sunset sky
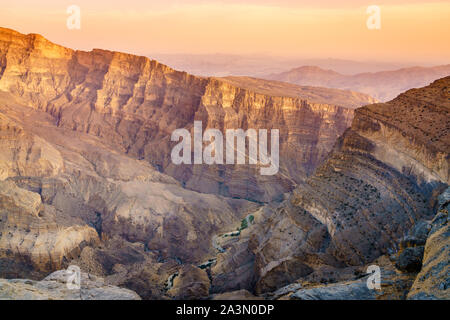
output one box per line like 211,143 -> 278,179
1,0 -> 449,64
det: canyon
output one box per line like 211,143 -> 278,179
209,77 -> 449,298
0,27 -> 376,203
0,27 -> 448,300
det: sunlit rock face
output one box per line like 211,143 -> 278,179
0,27 -> 375,202
1,26 -> 447,300
224,77 -> 449,293
0,89 -> 258,284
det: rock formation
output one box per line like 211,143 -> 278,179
0,268 -> 141,300
0,26 -> 448,300
0,27 -> 375,202
210,77 -> 449,296
0,89 -> 257,287
407,188 -> 449,300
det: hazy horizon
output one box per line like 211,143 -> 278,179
1,0 -> 449,66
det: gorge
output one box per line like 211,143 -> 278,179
0,27 -> 448,300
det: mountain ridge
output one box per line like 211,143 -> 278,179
266,64 -> 450,101
0,26 -> 375,202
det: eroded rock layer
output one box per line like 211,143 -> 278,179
219,77 -> 449,294
0,90 -> 257,289
0,27 -> 375,202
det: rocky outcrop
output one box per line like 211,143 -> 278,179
0,27 -> 375,202
0,90 -> 257,288
274,254 -> 417,300
0,268 -> 141,300
217,78 -> 449,294
394,220 -> 430,273
167,264 -> 210,300
212,289 -> 263,300
407,188 -> 450,300
0,180 -> 99,277
255,78 -> 449,292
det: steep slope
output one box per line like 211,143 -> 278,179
407,187 -> 449,300
0,269 -> 141,300
0,27 -> 374,202
213,78 -> 449,294
0,91 -> 257,289
267,65 -> 450,102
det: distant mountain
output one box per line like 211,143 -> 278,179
217,77 -> 450,297
0,26 -> 449,301
0,27 -> 375,298
266,65 -> 450,101
151,53 -> 418,78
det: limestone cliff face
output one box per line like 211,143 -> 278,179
0,113 -> 64,180
0,27 -> 372,202
0,89 -> 257,285
407,188 -> 450,300
0,180 -> 99,277
0,269 -> 141,300
223,78 -> 449,293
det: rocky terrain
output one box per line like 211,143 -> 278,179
0,26 -> 448,300
206,77 -> 449,299
266,65 -> 450,101
0,89 -> 259,298
0,268 -> 141,300
0,27 -> 375,203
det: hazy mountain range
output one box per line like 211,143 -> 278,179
151,53 -> 423,77
265,65 -> 450,101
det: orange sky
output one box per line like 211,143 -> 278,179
1,0 -> 449,64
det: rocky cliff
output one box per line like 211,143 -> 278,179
0,88 -> 260,295
0,27 -> 374,202
213,77 -> 449,294
0,268 -> 141,300
0,26 -> 447,300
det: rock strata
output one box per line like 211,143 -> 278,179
0,268 -> 141,300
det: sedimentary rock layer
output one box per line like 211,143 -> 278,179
223,78 -> 449,293
0,27 -> 375,202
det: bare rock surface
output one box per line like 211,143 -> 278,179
0,27 -> 448,301
0,269 -> 140,300
0,179 -> 99,277
167,264 -> 210,300
0,27 -> 376,202
408,188 -> 450,300
211,78 -> 450,295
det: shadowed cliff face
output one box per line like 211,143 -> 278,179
0,27 -> 375,202
0,90 -> 258,284
218,78 -> 449,294
1,26 -> 447,300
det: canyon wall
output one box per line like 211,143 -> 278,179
218,77 -> 449,293
0,27 -> 374,202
